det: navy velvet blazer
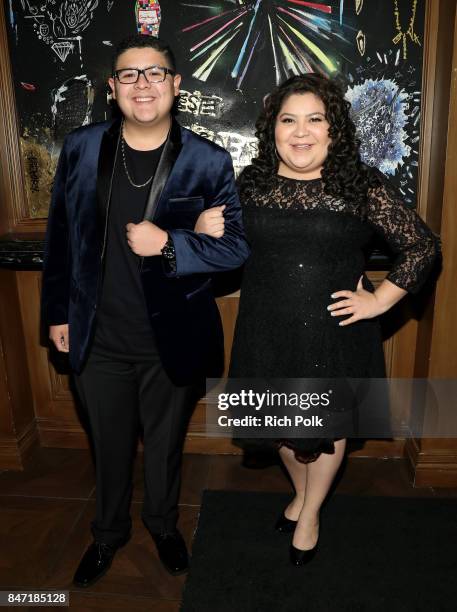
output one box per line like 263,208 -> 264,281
41,118 -> 250,385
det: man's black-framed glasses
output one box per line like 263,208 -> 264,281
114,65 -> 176,84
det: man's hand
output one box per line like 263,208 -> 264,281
194,205 -> 226,238
49,324 -> 69,352
126,221 -> 168,256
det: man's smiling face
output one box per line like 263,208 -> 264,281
108,47 -> 181,129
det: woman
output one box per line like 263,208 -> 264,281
197,74 -> 439,565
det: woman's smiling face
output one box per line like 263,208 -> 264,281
274,92 -> 331,180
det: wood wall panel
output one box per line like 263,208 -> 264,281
12,269 -> 406,461
0,269 -> 38,469
404,4 -> 457,487
0,248 -> 449,471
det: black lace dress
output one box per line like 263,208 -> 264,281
229,171 -> 439,461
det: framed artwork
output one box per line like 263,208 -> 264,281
0,0 -> 447,231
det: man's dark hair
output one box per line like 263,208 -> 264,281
111,34 -> 177,73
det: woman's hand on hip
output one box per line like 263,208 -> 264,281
327,276 -> 389,326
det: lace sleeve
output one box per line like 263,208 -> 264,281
366,173 -> 441,294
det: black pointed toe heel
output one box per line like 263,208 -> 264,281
274,512 -> 297,533
289,543 -> 318,566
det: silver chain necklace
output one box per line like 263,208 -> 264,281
121,121 -> 154,189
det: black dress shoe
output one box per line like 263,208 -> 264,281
73,541 -> 117,587
289,543 -> 318,566
275,512 -> 298,533
152,530 -> 189,575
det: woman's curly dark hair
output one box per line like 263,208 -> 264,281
238,74 -> 381,214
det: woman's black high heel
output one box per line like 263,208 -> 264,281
289,542 -> 318,566
274,512 -> 297,533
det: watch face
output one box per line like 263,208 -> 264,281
162,244 -> 175,259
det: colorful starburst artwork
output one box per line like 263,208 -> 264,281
180,0 -> 350,88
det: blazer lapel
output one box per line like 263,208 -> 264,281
96,118 -> 121,235
142,118 -> 183,221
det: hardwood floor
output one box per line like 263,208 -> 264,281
0,448 -> 456,610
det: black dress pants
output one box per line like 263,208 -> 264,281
73,349 -> 196,547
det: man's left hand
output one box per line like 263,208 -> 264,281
126,221 -> 168,256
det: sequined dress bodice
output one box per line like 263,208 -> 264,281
229,174 -> 438,380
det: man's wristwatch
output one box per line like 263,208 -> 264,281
161,234 -> 177,272
161,235 -> 176,260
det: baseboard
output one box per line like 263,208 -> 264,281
0,420 -> 39,470
404,438 -> 457,487
348,439 -> 405,458
37,415 -> 406,460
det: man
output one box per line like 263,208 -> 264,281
41,34 -> 249,586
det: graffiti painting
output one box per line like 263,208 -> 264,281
5,0 -> 425,216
